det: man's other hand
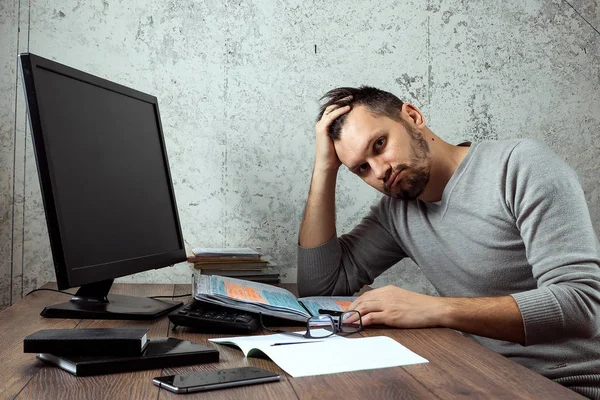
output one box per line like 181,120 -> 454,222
345,285 -> 444,328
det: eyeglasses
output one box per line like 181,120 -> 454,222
260,310 -> 363,339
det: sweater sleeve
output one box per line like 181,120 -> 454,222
506,140 -> 600,345
297,197 -> 407,297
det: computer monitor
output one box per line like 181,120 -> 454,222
19,53 -> 187,319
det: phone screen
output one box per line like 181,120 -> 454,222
154,367 -> 280,393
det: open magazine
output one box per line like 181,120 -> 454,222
193,274 -> 356,322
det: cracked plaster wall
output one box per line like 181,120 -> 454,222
1,0 -> 599,308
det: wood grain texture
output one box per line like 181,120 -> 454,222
289,367 -> 437,400
0,282 -> 78,399
362,328 -> 585,399
3,283 -> 586,400
17,283 -> 175,400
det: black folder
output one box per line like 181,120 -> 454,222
36,338 -> 219,376
24,328 -> 149,356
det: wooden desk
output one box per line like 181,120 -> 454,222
0,283 -> 584,399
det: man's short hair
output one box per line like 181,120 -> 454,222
317,86 -> 405,140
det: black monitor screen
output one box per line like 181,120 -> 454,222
21,54 -> 185,289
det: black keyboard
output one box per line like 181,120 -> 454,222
168,301 -> 259,333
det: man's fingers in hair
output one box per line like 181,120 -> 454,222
323,103 -> 342,115
321,105 -> 351,122
323,96 -> 353,113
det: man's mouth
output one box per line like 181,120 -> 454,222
386,170 -> 402,190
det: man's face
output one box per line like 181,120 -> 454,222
333,105 -> 431,200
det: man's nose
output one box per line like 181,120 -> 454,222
372,161 -> 389,181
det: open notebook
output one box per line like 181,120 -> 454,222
193,274 -> 356,322
209,331 -> 428,377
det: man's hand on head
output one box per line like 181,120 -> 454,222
298,97 -> 353,248
345,285 -> 445,328
314,98 -> 352,172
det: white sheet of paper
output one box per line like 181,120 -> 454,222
267,336 -> 428,377
210,333 -> 428,377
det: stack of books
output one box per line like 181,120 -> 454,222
188,247 -> 280,284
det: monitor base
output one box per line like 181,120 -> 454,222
41,294 -> 182,320
41,279 -> 182,320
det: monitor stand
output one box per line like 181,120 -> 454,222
40,279 -> 182,320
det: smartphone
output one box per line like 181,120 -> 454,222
153,366 -> 280,394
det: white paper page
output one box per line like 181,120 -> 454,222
209,329 -> 346,357
265,336 -> 428,377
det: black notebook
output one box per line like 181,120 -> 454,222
37,338 -> 219,376
24,328 -> 149,356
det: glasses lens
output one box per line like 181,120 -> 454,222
340,310 -> 362,333
308,315 -> 335,338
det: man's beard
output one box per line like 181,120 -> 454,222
384,126 -> 431,200
392,168 -> 430,200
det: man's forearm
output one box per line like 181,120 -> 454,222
437,295 -> 525,344
298,167 -> 339,248
350,287 -> 526,344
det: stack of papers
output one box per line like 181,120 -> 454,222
209,330 -> 428,377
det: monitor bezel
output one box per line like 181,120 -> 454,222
19,53 -> 186,290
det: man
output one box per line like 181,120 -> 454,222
297,86 -> 600,398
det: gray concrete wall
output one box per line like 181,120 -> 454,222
0,0 -> 18,308
0,0 -> 599,308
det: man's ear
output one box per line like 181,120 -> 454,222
401,103 -> 427,129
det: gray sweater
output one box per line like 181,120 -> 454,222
298,139 -> 600,398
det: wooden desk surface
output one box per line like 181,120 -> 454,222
0,283 -> 584,400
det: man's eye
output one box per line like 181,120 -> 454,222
375,138 -> 385,150
358,164 -> 369,174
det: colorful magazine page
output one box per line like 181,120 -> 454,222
194,275 -> 310,321
297,296 -> 357,317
